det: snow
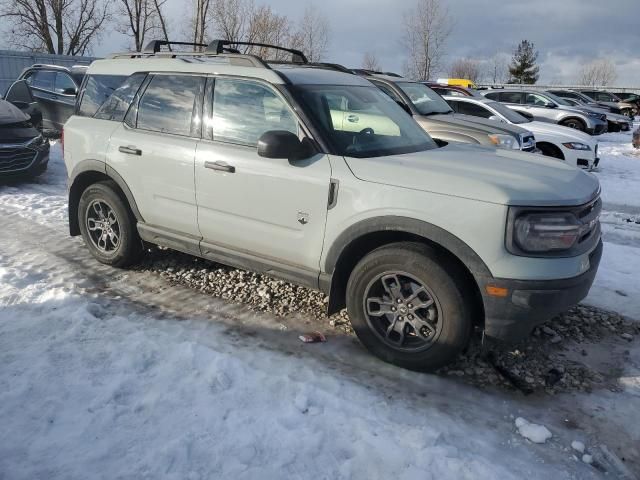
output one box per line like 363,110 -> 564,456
2,129 -> 640,478
572,441 -> 586,454
515,418 -> 553,444
582,454 -> 594,465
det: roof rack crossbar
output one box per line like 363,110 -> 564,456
144,40 -> 208,53
207,40 -> 307,64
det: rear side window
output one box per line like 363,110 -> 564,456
94,73 -> 147,122
32,71 -> 56,91
456,101 -> 493,118
54,73 -> 77,95
79,75 -> 127,117
501,92 -> 523,104
136,75 -> 204,137
484,92 -> 500,101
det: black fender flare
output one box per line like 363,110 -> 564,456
68,160 -> 144,235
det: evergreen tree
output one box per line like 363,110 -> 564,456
508,40 -> 540,84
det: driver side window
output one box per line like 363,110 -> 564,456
525,93 -> 549,106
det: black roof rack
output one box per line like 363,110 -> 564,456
352,69 -> 402,78
144,40 -> 208,53
207,40 -> 307,64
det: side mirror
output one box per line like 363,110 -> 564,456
545,103 -> 557,109
257,130 -> 315,160
4,79 -> 35,104
62,87 -> 78,96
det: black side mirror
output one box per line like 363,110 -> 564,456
546,103 -> 557,109
62,87 -> 78,96
257,130 -> 315,160
4,80 -> 35,104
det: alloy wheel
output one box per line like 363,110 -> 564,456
363,271 -> 442,352
86,200 -> 120,253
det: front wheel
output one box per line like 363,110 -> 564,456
78,181 -> 142,267
560,118 -> 586,131
346,242 -> 472,371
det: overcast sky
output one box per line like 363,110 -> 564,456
98,0 -> 639,85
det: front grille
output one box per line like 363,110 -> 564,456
576,197 -> 601,246
0,145 -> 37,173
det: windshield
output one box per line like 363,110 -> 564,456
396,82 -> 453,115
487,101 -> 530,124
291,84 -> 437,158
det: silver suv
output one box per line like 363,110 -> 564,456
482,89 -> 607,135
63,40 -> 603,371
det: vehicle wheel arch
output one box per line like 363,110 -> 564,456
68,161 -> 143,236
323,216 -> 489,326
536,141 -> 565,160
560,117 -> 586,131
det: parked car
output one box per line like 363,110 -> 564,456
0,86 -> 50,178
63,39 -> 602,371
556,97 -> 632,132
613,92 -> 640,111
17,64 -> 88,132
575,90 -> 636,118
436,78 -> 478,89
357,74 -> 536,152
444,95 -> 599,169
481,89 -> 607,135
423,82 -> 479,98
548,89 -> 635,130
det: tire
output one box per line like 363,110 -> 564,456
346,242 -> 473,372
536,142 -> 564,160
78,180 -> 142,267
560,118 -> 586,131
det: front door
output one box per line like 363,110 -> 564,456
195,78 -> 331,273
106,73 -> 205,238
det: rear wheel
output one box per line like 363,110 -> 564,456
560,118 -> 586,131
346,242 -> 472,371
78,181 -> 142,267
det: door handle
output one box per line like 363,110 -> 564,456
346,114 -> 359,123
205,160 -> 236,173
119,145 -> 142,156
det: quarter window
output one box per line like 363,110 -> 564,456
137,75 -> 205,137
94,73 -> 147,122
501,92 -> 523,104
211,78 -> 298,146
79,75 -> 128,117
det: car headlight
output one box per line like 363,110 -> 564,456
562,142 -> 591,151
488,134 -> 518,150
27,135 -> 46,147
586,111 -> 600,117
513,212 -> 582,252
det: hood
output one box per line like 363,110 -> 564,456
0,99 -> 30,124
446,113 -> 531,136
0,99 -> 40,142
527,121 -> 595,145
344,142 -> 600,207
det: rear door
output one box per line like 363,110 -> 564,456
52,72 -> 78,126
194,77 -> 331,273
106,73 -> 205,238
25,70 -> 58,129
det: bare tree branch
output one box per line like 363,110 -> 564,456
578,58 -> 617,87
1,0 -> 110,55
290,4 -> 329,62
362,51 -> 381,71
402,0 -> 452,81
449,58 -> 482,83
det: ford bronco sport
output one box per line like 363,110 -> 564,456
63,40 -> 603,371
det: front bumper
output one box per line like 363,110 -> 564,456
0,142 -> 49,178
481,239 -> 603,342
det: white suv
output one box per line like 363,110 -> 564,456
63,40 -> 603,371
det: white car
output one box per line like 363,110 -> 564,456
444,95 -> 599,170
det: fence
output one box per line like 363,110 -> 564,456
0,50 -> 97,96
476,83 -> 640,94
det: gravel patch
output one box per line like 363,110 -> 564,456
137,248 -> 638,394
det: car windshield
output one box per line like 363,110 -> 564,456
487,101 -> 530,124
396,82 -> 453,115
291,84 -> 438,158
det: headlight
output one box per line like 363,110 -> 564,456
586,111 -> 600,117
488,134 -> 518,150
562,142 -> 591,151
27,135 -> 46,147
513,212 -> 582,252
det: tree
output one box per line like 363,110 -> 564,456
508,40 -> 539,84
402,0 -> 452,81
0,0 -> 110,55
449,58 -> 481,83
192,0 -> 211,50
488,52 -> 509,84
291,5 -> 329,62
578,58 -> 617,86
117,0 -> 171,52
362,51 -> 381,71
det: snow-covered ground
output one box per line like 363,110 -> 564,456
1,132 -> 639,479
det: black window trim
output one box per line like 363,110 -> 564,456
54,71 -> 78,97
130,72 -> 207,140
